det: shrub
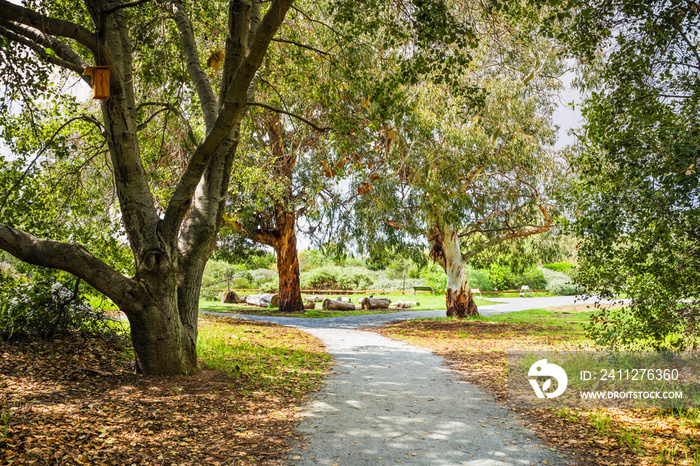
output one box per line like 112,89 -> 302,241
337,267 -> 374,290
488,264 -> 517,290
465,267 -> 493,291
517,267 -> 547,290
543,262 -> 576,276
249,268 -> 277,287
0,270 -> 123,342
542,268 -> 582,295
300,266 -> 340,289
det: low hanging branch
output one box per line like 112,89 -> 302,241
0,116 -> 104,216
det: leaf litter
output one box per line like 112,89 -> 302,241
0,316 -> 331,465
376,306 -> 700,466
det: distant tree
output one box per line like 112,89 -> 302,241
345,9 -> 566,316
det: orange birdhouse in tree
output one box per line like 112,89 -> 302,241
82,66 -> 111,100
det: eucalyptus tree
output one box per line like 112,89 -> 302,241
223,6 -> 337,313
344,11 -> 566,317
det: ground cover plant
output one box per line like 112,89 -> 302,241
0,315 -> 330,465
376,306 -> 700,465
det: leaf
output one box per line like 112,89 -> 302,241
206,50 -> 224,71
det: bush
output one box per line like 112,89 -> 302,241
488,264 -> 517,290
300,266 -> 340,289
542,268 -> 582,295
420,263 -> 447,293
543,262 -> 576,276
337,267 -> 374,290
0,270 -> 123,342
518,267 -> 547,290
465,267 -> 493,291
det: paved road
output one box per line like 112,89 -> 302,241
208,296 -> 611,465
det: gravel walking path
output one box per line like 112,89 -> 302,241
206,296 -> 614,465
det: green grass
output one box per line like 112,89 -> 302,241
197,316 -> 330,397
423,307 -> 595,339
200,293 -> 498,317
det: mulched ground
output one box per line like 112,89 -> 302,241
0,320 -> 329,466
376,308 -> 700,466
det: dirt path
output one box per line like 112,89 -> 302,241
210,297 -> 610,465
285,327 -> 566,465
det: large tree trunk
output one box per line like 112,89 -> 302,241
126,296 -> 198,375
428,224 -> 478,318
0,0 -> 294,376
274,214 -> 305,313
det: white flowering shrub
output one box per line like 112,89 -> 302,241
0,269 -> 121,341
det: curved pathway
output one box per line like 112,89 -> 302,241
207,296 -> 613,465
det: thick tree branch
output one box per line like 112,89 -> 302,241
166,0 -> 217,130
248,102 -> 331,132
162,0 -> 293,237
0,1 -> 97,54
227,218 -> 279,248
0,22 -> 87,75
0,223 -> 134,309
219,0 -> 253,105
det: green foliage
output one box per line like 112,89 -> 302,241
541,268 -> 581,296
520,267 -> 547,290
0,268 -> 124,342
561,0 -> 700,349
299,265 -> 374,290
543,262 -> 575,276
487,264 -> 517,291
469,234 -> 573,275
300,266 -> 341,290
420,263 -> 447,294
465,266 -> 493,291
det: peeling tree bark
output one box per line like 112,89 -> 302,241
428,224 -> 478,318
274,214 -> 305,313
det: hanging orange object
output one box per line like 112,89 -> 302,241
82,66 -> 112,100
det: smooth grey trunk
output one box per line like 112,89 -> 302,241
0,0 -> 294,375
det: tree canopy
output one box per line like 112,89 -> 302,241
561,0 -> 700,349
